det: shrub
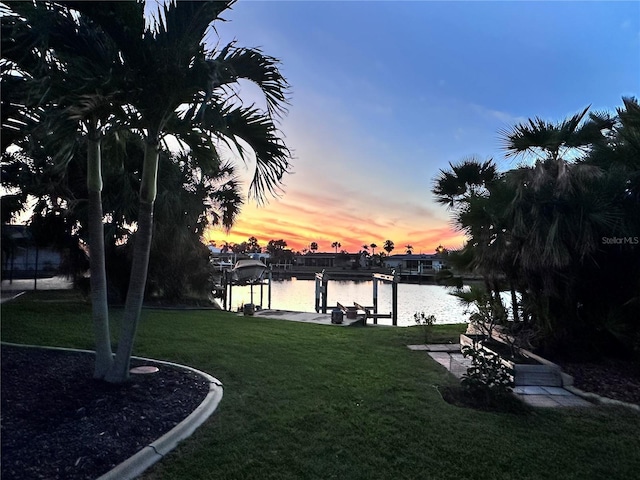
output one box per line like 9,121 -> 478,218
413,312 -> 436,344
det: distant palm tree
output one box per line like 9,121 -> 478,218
383,239 -> 394,254
361,244 -> 369,255
310,242 -> 318,253
369,243 -> 377,255
331,241 -> 341,253
405,244 -> 413,255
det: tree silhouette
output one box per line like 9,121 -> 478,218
383,239 -> 395,254
405,245 -> 413,255
331,241 -> 341,253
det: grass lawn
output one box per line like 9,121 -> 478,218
2,290 -> 639,480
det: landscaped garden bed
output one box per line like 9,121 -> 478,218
459,332 -> 567,387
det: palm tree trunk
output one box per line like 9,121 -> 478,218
105,141 -> 158,383
87,136 -> 113,378
510,280 -> 520,322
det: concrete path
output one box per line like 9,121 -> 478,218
243,308 -> 364,326
409,344 -> 593,408
1,276 -> 73,303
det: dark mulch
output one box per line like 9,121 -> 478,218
556,358 -> 640,405
1,345 -> 210,480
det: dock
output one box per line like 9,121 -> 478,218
241,308 -> 364,326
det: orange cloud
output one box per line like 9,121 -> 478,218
204,191 -> 466,253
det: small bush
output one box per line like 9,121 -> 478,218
414,312 -> 436,344
441,345 -> 528,413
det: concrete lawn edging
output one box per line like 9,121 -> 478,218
1,342 -> 224,480
98,357 -> 223,480
565,385 -> 640,413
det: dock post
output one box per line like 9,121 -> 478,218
222,272 -> 228,311
315,274 -> 321,313
260,280 -> 264,308
268,268 -> 272,309
391,273 -> 398,326
321,272 -> 328,314
372,277 -> 379,325
228,277 -> 233,312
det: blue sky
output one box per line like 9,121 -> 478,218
204,0 -> 640,253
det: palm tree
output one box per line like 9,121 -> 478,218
247,236 -> 261,253
432,157 -> 510,316
3,1 -> 292,383
1,1 -> 131,377
369,243 -> 377,255
361,244 -> 369,254
383,239 -> 394,254
310,242 -> 318,253
405,245 -> 413,255
506,109 -> 620,333
331,241 -> 341,253
432,157 -> 498,210
81,0 -> 292,383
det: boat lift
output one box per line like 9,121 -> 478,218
314,271 -> 399,325
221,267 -> 272,312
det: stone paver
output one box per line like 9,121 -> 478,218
427,352 -> 452,370
551,395 -> 592,407
513,386 -> 547,395
407,345 -> 429,351
420,344 -> 594,408
541,386 -> 574,396
519,395 -> 562,408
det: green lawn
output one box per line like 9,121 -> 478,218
2,291 -> 639,480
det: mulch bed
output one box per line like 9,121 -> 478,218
1,345 -> 210,480
556,358 -> 640,405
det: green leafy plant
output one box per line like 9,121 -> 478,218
414,312 -> 436,344
440,346 -> 526,413
461,345 -> 514,401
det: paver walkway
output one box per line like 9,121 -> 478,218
409,344 -> 593,408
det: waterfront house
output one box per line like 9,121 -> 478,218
383,254 -> 447,274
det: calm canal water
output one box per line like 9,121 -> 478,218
223,278 -> 470,327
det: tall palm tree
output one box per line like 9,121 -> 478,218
331,241 -> 341,253
369,243 -> 377,255
383,239 -> 394,254
92,0 -> 291,383
1,1 -> 131,377
405,245 -> 413,255
432,157 -> 510,315
3,1 -> 292,383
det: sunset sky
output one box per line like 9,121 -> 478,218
201,0 -> 639,254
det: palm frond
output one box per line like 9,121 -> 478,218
199,102 -> 291,202
207,43 -> 290,119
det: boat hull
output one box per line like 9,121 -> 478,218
231,260 -> 267,283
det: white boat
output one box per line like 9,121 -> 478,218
230,259 -> 267,283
